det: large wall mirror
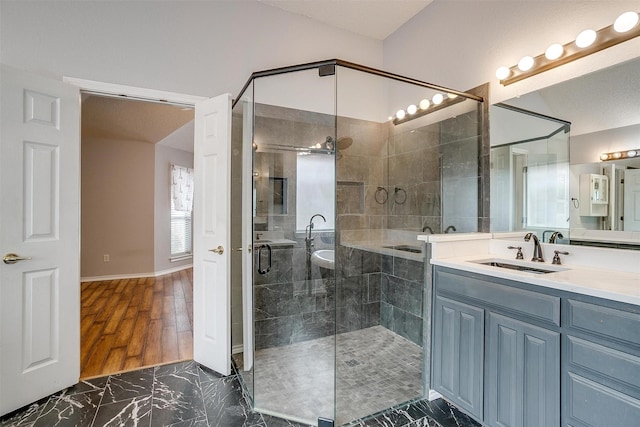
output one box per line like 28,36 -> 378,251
491,57 -> 640,248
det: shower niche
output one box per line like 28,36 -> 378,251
230,60 -> 485,426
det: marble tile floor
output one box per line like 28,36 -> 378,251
0,359 -> 479,427
247,326 -> 424,425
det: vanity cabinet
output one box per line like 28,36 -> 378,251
432,295 -> 484,419
485,313 -> 559,427
563,299 -> 640,427
432,266 -> 640,427
432,267 -> 560,427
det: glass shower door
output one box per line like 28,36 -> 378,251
250,67 -> 337,425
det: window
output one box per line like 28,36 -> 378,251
170,164 -> 193,258
296,154 -> 335,231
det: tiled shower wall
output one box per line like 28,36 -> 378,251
253,105 -> 481,350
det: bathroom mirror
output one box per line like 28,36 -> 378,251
489,103 -> 570,241
491,57 -> 640,248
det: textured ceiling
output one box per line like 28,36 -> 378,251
81,95 -> 194,144
258,0 -> 432,40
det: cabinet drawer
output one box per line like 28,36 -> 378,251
435,268 -> 560,326
566,373 -> 640,427
567,299 -> 640,347
567,336 -> 640,393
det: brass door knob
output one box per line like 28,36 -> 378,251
209,246 -> 224,255
3,253 -> 32,264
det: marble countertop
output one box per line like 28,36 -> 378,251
431,255 -> 640,306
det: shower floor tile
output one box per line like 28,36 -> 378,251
246,325 -> 424,425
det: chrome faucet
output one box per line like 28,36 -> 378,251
524,232 -> 544,262
306,214 -> 326,242
549,231 -> 564,243
422,225 -> 434,234
444,225 -> 456,233
305,214 -> 326,281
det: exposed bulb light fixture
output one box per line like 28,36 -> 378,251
419,98 -> 430,109
495,66 -> 511,80
392,92 -> 466,125
432,93 -> 444,105
396,109 -> 406,120
497,11 -> 640,86
518,56 -> 535,71
407,104 -> 418,115
545,43 -> 564,60
447,93 -> 458,99
576,29 -> 597,48
614,11 -> 639,33
600,149 -> 640,161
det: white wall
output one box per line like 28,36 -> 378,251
384,0 -> 640,104
571,124 -> 640,165
154,145 -> 194,273
0,1 -> 382,98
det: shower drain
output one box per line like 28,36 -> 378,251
344,359 -> 360,367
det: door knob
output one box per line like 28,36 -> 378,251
209,246 -> 224,255
3,253 -> 32,264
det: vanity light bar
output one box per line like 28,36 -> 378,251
392,93 -> 464,125
600,149 -> 640,161
497,11 -> 640,86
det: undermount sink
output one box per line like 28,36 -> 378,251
311,249 -> 335,270
472,259 -> 567,275
383,244 -> 422,254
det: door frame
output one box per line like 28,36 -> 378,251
64,76 -> 234,372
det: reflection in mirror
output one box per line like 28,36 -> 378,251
493,57 -> 640,249
490,104 -> 570,242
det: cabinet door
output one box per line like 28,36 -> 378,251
486,313 -> 560,427
432,295 -> 484,420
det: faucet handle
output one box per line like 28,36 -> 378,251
508,245 -> 524,260
552,250 -> 569,265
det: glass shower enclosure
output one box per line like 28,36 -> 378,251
231,60 -> 484,426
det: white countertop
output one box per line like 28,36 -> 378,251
342,240 -> 424,261
424,233 -> 640,306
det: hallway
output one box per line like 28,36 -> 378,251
81,269 -> 193,378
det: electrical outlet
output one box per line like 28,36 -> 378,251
103,254 -> 110,262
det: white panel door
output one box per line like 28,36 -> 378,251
193,93 -> 232,375
0,65 -> 80,416
623,169 -> 640,231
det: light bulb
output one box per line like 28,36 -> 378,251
613,152 -> 623,159
407,104 -> 418,115
447,93 -> 458,99
600,153 -> 609,161
432,93 -> 444,105
576,29 -> 597,48
419,99 -> 430,110
518,56 -> 535,71
545,43 -> 564,60
627,150 -> 638,157
387,116 -> 393,121
496,66 -> 511,80
614,11 -> 639,33
396,109 -> 406,120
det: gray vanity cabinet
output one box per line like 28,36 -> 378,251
485,313 -> 560,427
563,299 -> 640,427
432,295 -> 484,420
432,267 -> 560,427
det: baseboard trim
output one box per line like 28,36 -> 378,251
81,264 -> 193,282
427,389 -> 442,401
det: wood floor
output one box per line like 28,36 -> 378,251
80,268 -> 193,379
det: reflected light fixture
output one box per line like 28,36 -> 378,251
497,11 -> 640,86
396,109 -> 406,120
407,104 -> 418,115
432,93 -> 444,105
600,149 -> 640,161
392,91 -> 466,125
419,98 -> 430,109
